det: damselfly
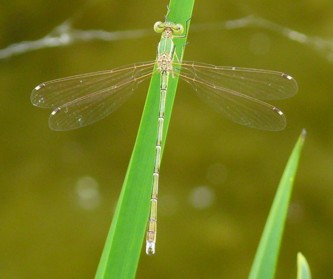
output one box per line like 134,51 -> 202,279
31,19 -> 298,255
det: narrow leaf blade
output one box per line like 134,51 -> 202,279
95,1 -> 195,278
248,129 -> 306,279
297,252 -> 312,279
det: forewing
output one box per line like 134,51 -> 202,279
31,62 -> 155,130
180,61 -> 298,100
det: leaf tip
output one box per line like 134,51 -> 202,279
301,128 -> 307,138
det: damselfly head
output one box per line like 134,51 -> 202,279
154,21 -> 184,35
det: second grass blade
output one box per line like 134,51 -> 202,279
248,129 -> 306,279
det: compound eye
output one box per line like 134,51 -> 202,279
173,24 -> 184,35
153,21 -> 165,33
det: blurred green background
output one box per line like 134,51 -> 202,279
1,0 -> 333,278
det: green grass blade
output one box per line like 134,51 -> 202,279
297,253 -> 312,279
95,1 -> 195,278
248,129 -> 306,279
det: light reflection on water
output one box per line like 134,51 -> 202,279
188,185 -> 215,209
75,176 -> 101,210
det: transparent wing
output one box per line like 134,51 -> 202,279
178,62 -> 298,131
179,61 -> 298,100
31,62 -> 155,130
